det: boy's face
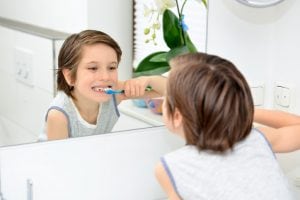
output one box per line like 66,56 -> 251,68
71,43 -> 119,104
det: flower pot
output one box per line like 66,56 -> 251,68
146,97 -> 163,115
132,99 -> 148,108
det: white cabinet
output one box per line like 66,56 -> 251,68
0,126 -> 184,200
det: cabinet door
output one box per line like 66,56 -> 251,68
0,126 -> 184,200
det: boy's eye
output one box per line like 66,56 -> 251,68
109,66 -> 117,71
88,67 -> 97,71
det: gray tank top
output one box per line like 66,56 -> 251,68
42,91 -> 119,140
161,128 -> 296,200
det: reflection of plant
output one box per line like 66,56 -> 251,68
133,0 -> 207,77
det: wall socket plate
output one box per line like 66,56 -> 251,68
273,82 -> 294,112
14,47 -> 34,87
250,82 -> 265,107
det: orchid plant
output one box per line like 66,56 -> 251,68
133,0 -> 207,77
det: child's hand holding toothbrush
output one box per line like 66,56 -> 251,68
113,76 -> 166,102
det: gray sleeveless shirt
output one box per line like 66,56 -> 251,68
42,91 -> 119,140
161,128 -> 295,200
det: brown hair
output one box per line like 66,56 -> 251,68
57,30 -> 122,97
166,52 -> 254,152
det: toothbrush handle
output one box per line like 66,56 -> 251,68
112,86 -> 152,94
145,86 -> 152,91
120,86 -> 151,93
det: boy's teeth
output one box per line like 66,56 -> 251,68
92,87 -> 110,92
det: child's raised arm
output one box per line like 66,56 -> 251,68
254,108 -> 300,152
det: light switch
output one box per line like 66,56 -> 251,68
251,86 -> 264,106
14,48 -> 34,87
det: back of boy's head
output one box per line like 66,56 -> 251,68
166,52 -> 254,152
57,30 -> 122,97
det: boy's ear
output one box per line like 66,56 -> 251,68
62,68 -> 73,86
172,108 -> 183,129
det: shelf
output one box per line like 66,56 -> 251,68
118,100 -> 164,126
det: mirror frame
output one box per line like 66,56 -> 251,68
236,0 -> 284,8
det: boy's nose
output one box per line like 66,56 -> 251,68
96,70 -> 110,80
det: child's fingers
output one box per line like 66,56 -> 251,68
123,78 -> 148,97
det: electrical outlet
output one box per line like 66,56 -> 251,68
14,48 -> 34,87
273,82 -> 294,112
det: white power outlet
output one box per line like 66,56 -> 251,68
14,48 -> 34,87
273,82 -> 294,112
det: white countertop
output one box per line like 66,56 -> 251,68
118,100 -> 164,126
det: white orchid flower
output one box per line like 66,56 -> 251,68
143,4 -> 152,17
154,0 -> 176,14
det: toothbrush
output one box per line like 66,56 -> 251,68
104,86 -> 152,95
104,88 -> 124,95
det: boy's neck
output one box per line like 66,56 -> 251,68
71,98 -> 100,125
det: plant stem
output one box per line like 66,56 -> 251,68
175,0 -> 186,45
180,0 -> 188,15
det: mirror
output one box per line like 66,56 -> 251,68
0,0 -> 208,147
236,0 -> 284,8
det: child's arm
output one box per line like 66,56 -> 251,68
254,108 -> 300,152
258,125 -> 300,153
255,108 -> 300,128
116,75 -> 166,103
46,109 -> 69,140
155,162 -> 181,200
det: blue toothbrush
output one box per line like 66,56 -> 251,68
104,86 -> 152,95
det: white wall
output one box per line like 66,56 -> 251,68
0,26 -> 55,145
0,0 -> 87,33
207,0 -> 300,113
87,0 -> 133,80
0,0 -> 132,80
207,1 -> 300,196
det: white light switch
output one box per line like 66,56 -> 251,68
251,86 -> 264,106
14,48 -> 34,87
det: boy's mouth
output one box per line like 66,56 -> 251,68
91,85 -> 112,92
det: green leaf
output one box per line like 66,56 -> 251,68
166,46 -> 190,61
135,51 -> 169,73
185,34 -> 198,52
163,9 -> 183,49
163,9 -> 198,52
149,52 -> 168,62
133,66 -> 170,77
202,0 -> 207,8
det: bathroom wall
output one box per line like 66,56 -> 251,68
207,0 -> 300,113
0,0 -> 133,80
0,26 -> 56,145
207,1 -> 300,196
